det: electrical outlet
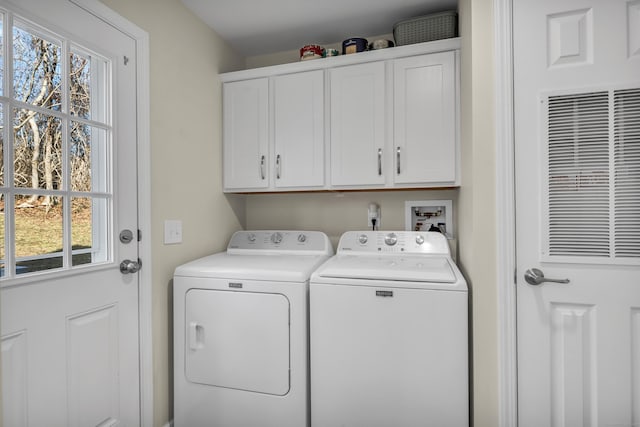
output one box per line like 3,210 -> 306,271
367,203 -> 380,229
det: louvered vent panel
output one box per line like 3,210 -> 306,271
614,88 -> 640,258
547,92 -> 610,257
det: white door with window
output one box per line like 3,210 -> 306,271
0,0 -> 141,425
515,0 -> 640,425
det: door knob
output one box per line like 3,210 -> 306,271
120,259 -> 141,274
524,268 -> 569,286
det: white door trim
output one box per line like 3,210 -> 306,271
68,1 -> 153,426
493,0 -> 518,425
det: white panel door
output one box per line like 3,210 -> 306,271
330,61 -> 386,187
274,70 -> 325,189
393,52 -> 457,185
223,78 -> 269,190
0,0 -> 140,425
514,1 -> 640,426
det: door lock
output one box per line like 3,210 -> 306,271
120,229 -> 134,244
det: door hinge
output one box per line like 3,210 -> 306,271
124,55 -> 129,66
137,229 -> 142,242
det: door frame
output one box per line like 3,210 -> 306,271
493,0 -> 518,425
69,1 -> 153,425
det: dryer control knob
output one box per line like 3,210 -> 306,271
415,235 -> 425,245
358,234 -> 368,245
384,233 -> 398,246
271,232 -> 283,244
247,233 -> 256,242
297,234 -> 307,243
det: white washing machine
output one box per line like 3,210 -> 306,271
310,231 -> 468,427
173,230 -> 333,427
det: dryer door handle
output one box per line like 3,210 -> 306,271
189,321 -> 205,350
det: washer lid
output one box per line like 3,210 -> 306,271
315,254 -> 457,283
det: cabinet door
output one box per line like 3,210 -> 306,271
274,70 -> 324,188
223,78 -> 269,190
330,62 -> 386,186
394,51 -> 457,185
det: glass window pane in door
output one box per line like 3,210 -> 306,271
13,24 -> 61,110
70,48 -> 108,122
15,194 -> 63,274
70,122 -> 107,192
13,109 -> 62,191
72,196 -> 108,266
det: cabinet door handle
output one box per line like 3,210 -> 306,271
396,147 -> 401,175
377,148 -> 382,176
260,155 -> 266,180
276,154 -> 281,179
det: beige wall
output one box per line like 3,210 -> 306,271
458,0 -> 499,425
246,190 -> 460,252
97,0 -> 245,424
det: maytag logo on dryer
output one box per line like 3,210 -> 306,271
229,282 -> 243,289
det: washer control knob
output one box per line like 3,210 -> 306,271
415,235 -> 425,245
271,232 -> 283,244
358,234 -> 368,245
297,234 -> 307,243
384,233 -> 398,246
247,233 -> 256,242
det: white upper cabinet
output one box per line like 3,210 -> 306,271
273,70 -> 325,189
221,39 -> 460,193
223,71 -> 325,192
393,51 -> 457,185
330,61 -> 386,187
223,78 -> 269,190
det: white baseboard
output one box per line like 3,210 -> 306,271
163,421 -> 174,427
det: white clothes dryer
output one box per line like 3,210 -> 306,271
173,230 -> 333,427
310,231 -> 468,427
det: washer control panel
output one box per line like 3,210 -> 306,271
227,230 -> 333,255
338,231 -> 450,255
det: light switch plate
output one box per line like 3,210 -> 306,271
164,220 -> 182,244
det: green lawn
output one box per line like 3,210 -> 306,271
0,200 -> 92,270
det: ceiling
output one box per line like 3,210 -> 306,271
180,0 -> 458,57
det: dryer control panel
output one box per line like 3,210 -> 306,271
337,231 -> 450,255
227,230 -> 334,255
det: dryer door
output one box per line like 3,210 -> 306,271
185,289 -> 290,395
